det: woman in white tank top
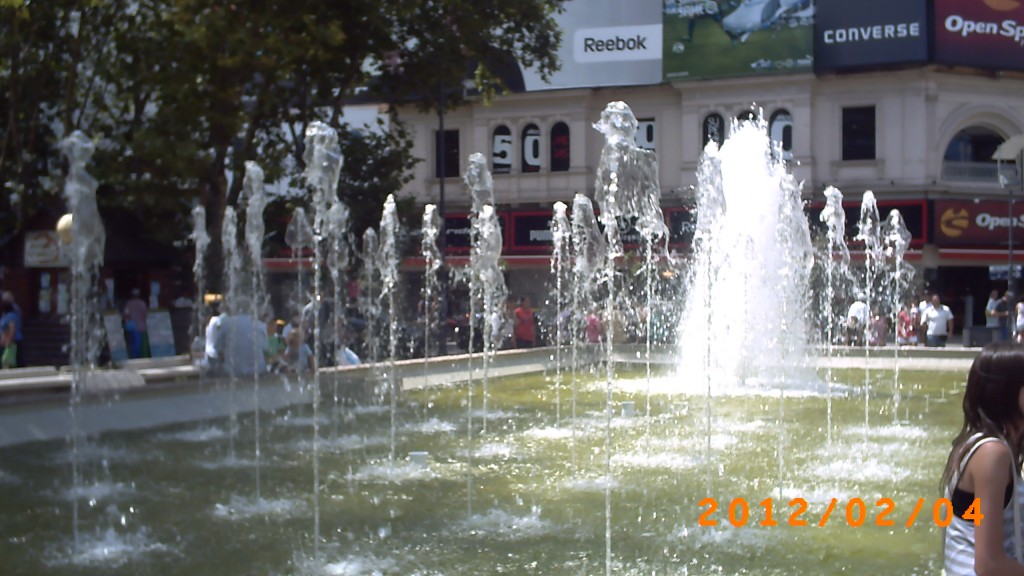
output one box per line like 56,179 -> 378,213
942,342 -> 1024,575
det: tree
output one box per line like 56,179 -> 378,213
1,0 -> 566,286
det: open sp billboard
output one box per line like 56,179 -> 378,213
662,0 -> 815,80
935,0 -> 1024,71
814,0 -> 928,71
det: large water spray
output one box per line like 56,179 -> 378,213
679,117 -> 815,390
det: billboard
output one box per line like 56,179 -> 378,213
662,0 -> 815,80
518,0 -> 664,91
934,199 -> 1024,246
814,0 -> 928,71
935,0 -> 1024,71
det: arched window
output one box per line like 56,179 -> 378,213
550,122 -> 570,172
736,110 -> 757,123
702,113 -> 725,149
944,126 -> 1004,163
942,125 -> 1008,183
492,125 -> 512,174
521,123 -> 541,173
769,110 -> 794,161
635,118 -> 656,151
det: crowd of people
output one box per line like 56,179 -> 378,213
840,287 -> 1024,350
199,298 -> 361,378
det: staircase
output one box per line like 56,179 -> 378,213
21,316 -> 70,368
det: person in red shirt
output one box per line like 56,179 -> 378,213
513,296 -> 536,348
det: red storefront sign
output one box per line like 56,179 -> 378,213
934,0 -> 1024,71
934,199 -> 1024,246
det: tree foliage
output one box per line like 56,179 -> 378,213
0,0 -> 565,278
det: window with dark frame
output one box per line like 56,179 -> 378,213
492,125 -> 512,174
769,110 -> 793,161
435,129 -> 460,178
702,113 -> 725,149
550,122 -> 570,172
842,106 -> 876,161
522,123 -> 541,173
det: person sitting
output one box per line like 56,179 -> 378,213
280,328 -> 315,374
265,319 -> 286,372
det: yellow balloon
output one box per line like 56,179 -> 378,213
56,213 -> 74,245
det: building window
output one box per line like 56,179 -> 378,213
435,129 -> 460,178
550,122 -> 570,172
944,126 -> 1003,162
635,118 -> 656,151
942,125 -> 1007,183
702,113 -> 725,149
492,125 -> 512,174
736,110 -> 757,123
522,123 -> 541,173
769,110 -> 793,161
842,106 -> 875,161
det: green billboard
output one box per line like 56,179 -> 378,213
662,0 -> 815,80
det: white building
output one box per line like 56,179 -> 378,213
392,0 -> 1024,333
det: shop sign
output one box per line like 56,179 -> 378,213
511,212 -> 555,251
443,213 -> 508,253
814,0 -> 928,71
805,200 -> 927,246
935,0 -> 1024,72
989,264 -> 1024,280
666,207 -> 696,246
934,199 -> 1024,246
24,231 -> 69,268
517,0 -> 663,91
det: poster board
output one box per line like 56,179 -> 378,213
146,310 -> 177,358
103,313 -> 129,364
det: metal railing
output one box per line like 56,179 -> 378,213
942,160 -> 1020,184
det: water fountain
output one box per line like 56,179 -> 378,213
0,104 -> 964,576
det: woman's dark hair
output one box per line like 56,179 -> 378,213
0,301 -> 11,314
940,342 -> 1024,493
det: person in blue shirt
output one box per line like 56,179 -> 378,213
1,291 -> 23,367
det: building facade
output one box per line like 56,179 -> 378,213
392,0 -> 1024,330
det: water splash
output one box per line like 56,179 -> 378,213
818,185 -> 851,452
569,193 -> 605,474
465,153 -> 507,435
856,191 -> 882,438
550,201 -> 571,426
680,118 -> 814,389
378,194 -> 400,463
421,204 -> 442,383
59,130 -> 107,554
883,208 -> 913,422
242,160 -> 267,500
592,100 -> 668,576
190,206 -> 210,361
302,120 -> 344,564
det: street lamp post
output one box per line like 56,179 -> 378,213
994,134 -> 1024,334
436,79 -> 449,355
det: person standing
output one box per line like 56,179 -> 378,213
986,289 -> 1002,333
997,291 -> 1012,342
846,296 -> 868,346
124,288 -> 149,358
1,291 -> 23,367
513,296 -> 536,349
585,308 -> 603,344
0,299 -> 18,368
896,301 -> 918,346
941,342 -> 1024,575
922,293 -> 955,348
